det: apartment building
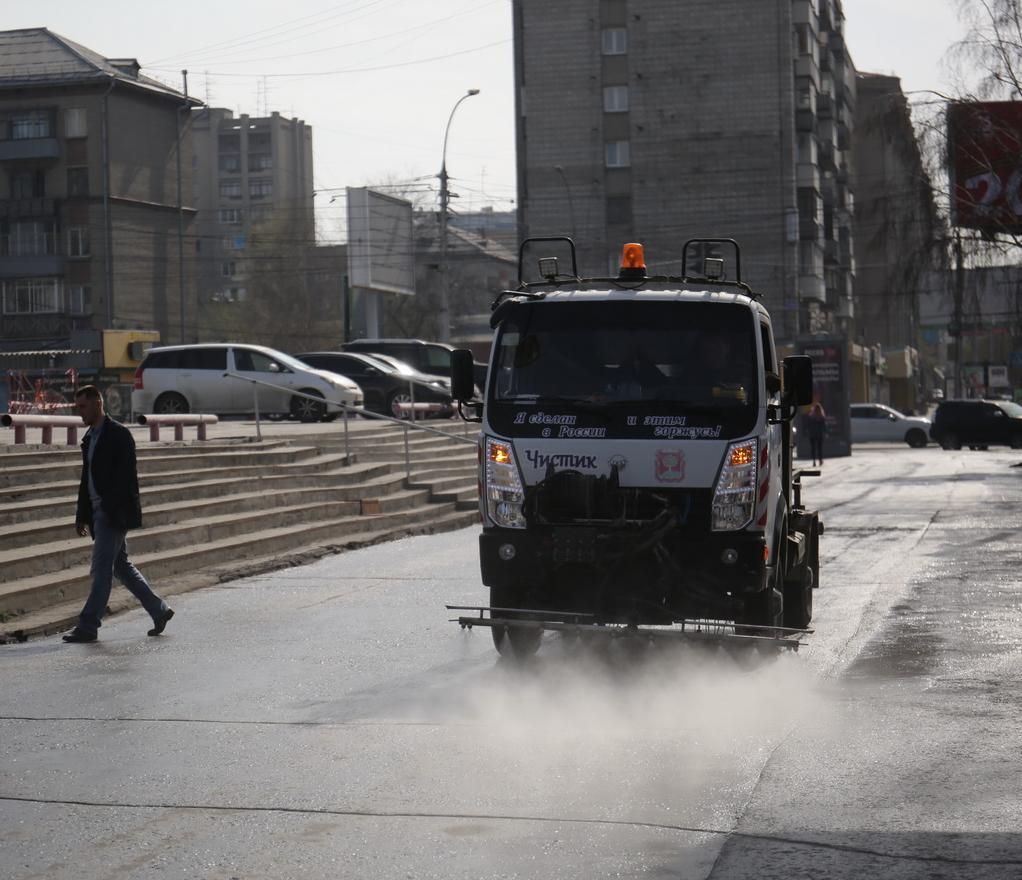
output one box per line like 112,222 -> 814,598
852,72 -> 941,351
190,108 -> 313,306
0,28 -> 199,349
512,0 -> 856,341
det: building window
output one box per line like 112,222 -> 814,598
603,85 -> 629,113
221,261 -> 236,277
67,167 -> 89,197
797,187 -> 820,222
64,108 -> 87,138
67,226 -> 90,257
10,169 -> 45,199
67,285 -> 90,314
796,24 -> 813,55
4,220 -> 56,256
605,140 -> 630,168
219,154 -> 240,173
222,234 -> 246,251
248,153 -> 272,172
8,109 -> 53,140
219,208 -> 242,224
601,27 -> 627,55
2,278 -> 60,314
219,181 -> 242,199
249,179 -> 272,199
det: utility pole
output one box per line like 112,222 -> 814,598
177,69 -> 189,343
437,89 -> 479,343
952,229 -> 964,398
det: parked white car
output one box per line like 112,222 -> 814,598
850,403 -> 931,447
131,343 -> 363,422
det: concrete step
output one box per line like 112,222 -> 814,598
0,438 -> 295,469
0,506 -> 478,644
0,462 -> 406,527
3,481 -> 435,550
0,450 -> 357,504
0,502 -> 476,624
0,444 -> 325,489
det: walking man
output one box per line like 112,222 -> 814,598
62,385 -> 173,643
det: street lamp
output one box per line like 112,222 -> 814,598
437,88 -> 480,343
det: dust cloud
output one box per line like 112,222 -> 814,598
430,635 -> 824,822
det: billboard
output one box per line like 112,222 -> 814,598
948,101 -> 1022,232
346,187 -> 415,296
796,337 -> 852,459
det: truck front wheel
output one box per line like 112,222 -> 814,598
489,585 -> 542,660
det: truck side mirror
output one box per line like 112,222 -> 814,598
782,356 -> 814,407
450,349 -> 476,402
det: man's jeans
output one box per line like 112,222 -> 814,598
78,507 -> 166,635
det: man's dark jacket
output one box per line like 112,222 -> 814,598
76,416 -> 143,530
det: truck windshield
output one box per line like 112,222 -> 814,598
492,300 -> 758,408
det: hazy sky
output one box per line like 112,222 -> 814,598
9,1 -> 966,238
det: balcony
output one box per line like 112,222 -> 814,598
0,198 -> 57,219
0,138 -> 60,162
800,217 -> 822,241
795,55 -> 821,89
799,273 -> 826,304
796,108 -> 816,133
797,162 -> 821,189
0,253 -> 64,278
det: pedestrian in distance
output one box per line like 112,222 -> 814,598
62,385 -> 174,643
806,401 -> 827,467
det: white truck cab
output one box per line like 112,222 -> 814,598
451,238 -> 821,658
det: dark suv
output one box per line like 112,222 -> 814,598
931,399 -> 1022,450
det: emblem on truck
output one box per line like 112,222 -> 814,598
654,449 -> 686,482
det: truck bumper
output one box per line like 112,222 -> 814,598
479,526 -> 768,618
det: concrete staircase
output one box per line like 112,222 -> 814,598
0,423 -> 480,642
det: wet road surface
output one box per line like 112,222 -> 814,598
2,445 -> 1021,878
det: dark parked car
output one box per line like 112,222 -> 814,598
294,351 -> 454,419
342,338 -> 488,389
930,399 -> 1022,450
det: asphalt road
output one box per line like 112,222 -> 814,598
2,445 -> 1021,879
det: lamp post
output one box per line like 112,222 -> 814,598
437,88 -> 479,343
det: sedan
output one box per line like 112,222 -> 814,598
850,403 -> 931,447
295,351 -> 455,419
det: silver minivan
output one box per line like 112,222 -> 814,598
131,343 -> 363,421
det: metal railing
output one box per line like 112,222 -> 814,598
222,371 -> 476,479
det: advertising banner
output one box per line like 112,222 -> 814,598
797,337 -> 852,459
948,101 -> 1022,233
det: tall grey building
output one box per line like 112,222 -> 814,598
513,0 -> 856,341
0,28 -> 199,348
191,108 -> 313,307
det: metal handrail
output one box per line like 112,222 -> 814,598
222,371 -> 477,479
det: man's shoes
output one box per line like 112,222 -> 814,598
148,608 -> 174,637
62,628 -> 97,643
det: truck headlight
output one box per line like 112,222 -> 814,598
485,436 -> 526,529
712,439 -> 757,531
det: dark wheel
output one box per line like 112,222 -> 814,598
737,530 -> 784,634
387,389 -> 413,420
153,392 -> 188,415
1012,434 -> 1022,450
489,585 -> 542,660
291,390 -> 326,423
783,565 -> 813,629
906,429 -> 928,448
940,433 -> 961,450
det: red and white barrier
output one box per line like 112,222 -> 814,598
1,413 -> 83,446
136,413 -> 219,441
